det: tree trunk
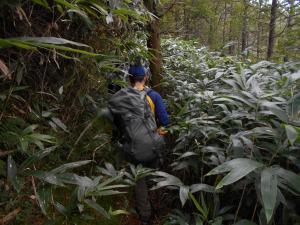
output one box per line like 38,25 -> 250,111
208,2 -> 220,49
267,0 -> 278,60
229,20 -> 235,55
228,4 -> 235,55
175,8 -> 179,32
183,5 -> 190,39
284,0 -> 295,61
143,0 -> 162,92
241,0 -> 249,52
222,2 -> 228,45
257,0 -> 263,59
287,0 -> 295,28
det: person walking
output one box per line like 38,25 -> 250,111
108,62 -> 169,225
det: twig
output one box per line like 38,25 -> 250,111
30,175 -> 41,214
0,86 -> 14,121
0,150 -> 14,158
92,141 -> 110,161
234,183 -> 247,223
251,200 -> 259,221
0,208 -> 21,225
67,121 -> 94,160
74,122 -> 93,146
16,6 -> 32,27
158,0 -> 179,17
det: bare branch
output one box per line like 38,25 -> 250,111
0,150 -> 14,158
0,208 -> 22,224
158,0 -> 180,18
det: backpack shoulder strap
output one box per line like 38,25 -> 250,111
144,87 -> 155,114
146,95 -> 155,114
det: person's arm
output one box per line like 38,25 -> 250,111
155,98 -> 169,127
151,91 -> 169,127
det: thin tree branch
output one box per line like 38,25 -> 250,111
0,208 -> 22,224
275,20 -> 297,37
158,0 -> 180,17
0,150 -> 14,158
234,183 -> 247,223
284,12 -> 300,18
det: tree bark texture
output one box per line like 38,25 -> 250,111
257,0 -> 263,59
143,0 -> 162,93
229,20 -> 235,55
287,0 -> 295,28
284,0 -> 295,61
241,0 -> 249,52
287,0 -> 295,27
222,2 -> 228,45
267,0 -> 278,60
184,6 -> 190,39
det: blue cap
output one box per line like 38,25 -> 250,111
128,65 -> 146,77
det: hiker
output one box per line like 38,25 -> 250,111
108,62 -> 169,225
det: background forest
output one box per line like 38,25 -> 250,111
0,0 -> 300,225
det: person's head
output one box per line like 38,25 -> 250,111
128,64 -> 149,86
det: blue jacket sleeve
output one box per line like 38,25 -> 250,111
147,90 -> 169,126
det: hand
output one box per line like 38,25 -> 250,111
157,127 -> 168,136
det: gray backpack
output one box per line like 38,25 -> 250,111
108,87 -> 165,163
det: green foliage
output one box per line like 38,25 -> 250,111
161,0 -> 300,62
260,167 -> 277,223
0,0 -> 151,224
1,0 -> 300,224
206,158 -> 264,189
158,38 -> 300,224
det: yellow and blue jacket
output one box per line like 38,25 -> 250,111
145,88 -> 169,127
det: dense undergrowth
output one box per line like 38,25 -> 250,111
0,1 -> 300,225
157,39 -> 300,225
0,1 -> 151,224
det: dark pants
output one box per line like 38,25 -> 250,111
134,160 -> 158,222
135,177 -> 152,222
117,141 -> 164,222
